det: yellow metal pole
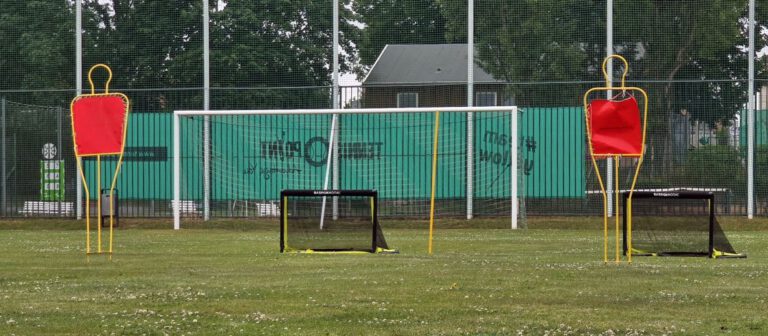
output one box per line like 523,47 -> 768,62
283,197 -> 289,250
109,195 -> 114,255
592,167 -> 608,263
615,155 -> 620,263
603,194 -> 608,263
628,90 -> 649,264
428,111 -> 440,255
96,155 -> 102,254
370,196 -> 375,251
108,92 -> 129,257
76,157 -> 91,255
627,192 -> 633,264
108,155 -> 125,255
584,90 -> 609,264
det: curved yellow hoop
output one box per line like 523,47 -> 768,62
87,64 -> 113,94
601,54 -> 629,89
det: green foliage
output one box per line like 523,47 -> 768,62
84,1 -> 203,88
755,145 -> 768,195
1,0 -> 359,110
353,0 -> 756,115
211,1 -> 357,87
440,0 -> 605,106
1,0 -> 765,114
614,0 -> 750,132
682,145 -> 745,191
0,1 -> 74,105
352,0 -> 453,76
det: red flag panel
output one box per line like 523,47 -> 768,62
71,95 -> 128,156
588,96 -> 643,156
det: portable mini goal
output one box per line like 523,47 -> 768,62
622,191 -> 745,258
280,189 -> 396,253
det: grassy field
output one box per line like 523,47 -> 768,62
0,218 -> 766,335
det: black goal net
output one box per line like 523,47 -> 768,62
622,191 -> 744,258
280,190 -> 394,253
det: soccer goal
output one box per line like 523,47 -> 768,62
172,106 -> 523,246
622,191 -> 745,258
280,189 -> 394,253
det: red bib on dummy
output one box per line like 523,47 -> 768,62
71,95 -> 128,156
587,96 -> 642,156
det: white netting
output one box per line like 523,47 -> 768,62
175,108 -> 523,226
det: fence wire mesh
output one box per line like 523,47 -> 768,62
0,0 -> 766,219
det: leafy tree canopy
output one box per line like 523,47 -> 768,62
352,0 -> 456,76
355,0 -> 764,126
1,0 -> 360,110
0,1 -> 74,100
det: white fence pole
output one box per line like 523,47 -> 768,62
202,0 -> 211,221
173,113 -> 181,230
467,0 -> 475,220
605,0 -> 614,217
75,0 -> 83,219
511,107 -> 518,229
748,0 -> 755,219
332,0 -> 340,219
1,98 -> 5,215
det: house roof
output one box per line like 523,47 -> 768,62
362,44 -> 503,85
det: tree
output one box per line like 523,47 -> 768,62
81,0 -> 359,110
440,0 -> 606,106
352,0 -> 455,75
82,0 -> 204,111
437,0 -> 758,169
0,1 -> 75,105
209,0 -> 358,109
613,0 -> 750,129
609,1 -> 754,174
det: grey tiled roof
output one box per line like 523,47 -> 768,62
362,44 -> 503,85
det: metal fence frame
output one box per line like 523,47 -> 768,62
0,0 -> 760,219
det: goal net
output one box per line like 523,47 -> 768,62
622,191 -> 745,258
280,189 -> 392,253
172,107 -> 523,235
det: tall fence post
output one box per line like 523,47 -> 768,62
1,97 -> 6,216
332,0 -> 340,219
75,0 -> 83,219
57,106 -> 64,214
747,0 -> 755,219
511,107 -> 518,229
605,0 -> 614,217
173,112 -> 181,229
202,0 -> 211,221
467,0 -> 475,220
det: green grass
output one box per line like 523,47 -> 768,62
0,218 -> 767,335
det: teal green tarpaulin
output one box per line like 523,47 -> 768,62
83,108 -> 585,200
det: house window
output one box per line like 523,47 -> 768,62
397,92 -> 418,108
476,92 -> 497,106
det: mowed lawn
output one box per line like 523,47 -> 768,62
0,218 -> 767,335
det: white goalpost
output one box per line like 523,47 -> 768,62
172,106 -> 520,232
319,114 -> 337,230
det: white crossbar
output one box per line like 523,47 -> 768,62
175,106 -> 516,117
